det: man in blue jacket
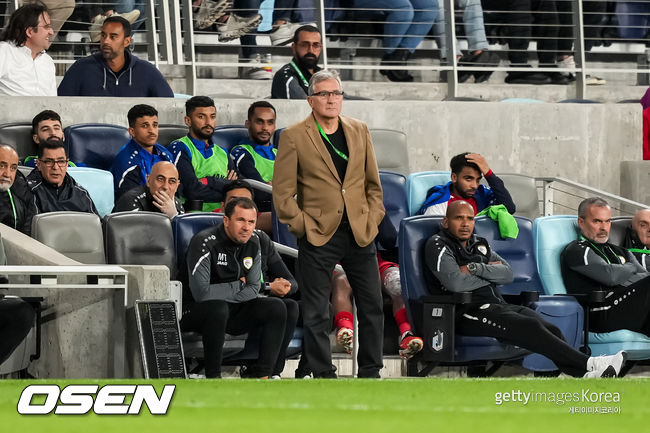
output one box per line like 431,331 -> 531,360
57,16 -> 173,97
419,152 -> 515,216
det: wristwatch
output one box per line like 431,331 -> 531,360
466,262 -> 478,274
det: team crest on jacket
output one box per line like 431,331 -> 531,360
477,244 -> 488,255
618,255 -> 626,264
243,257 -> 253,269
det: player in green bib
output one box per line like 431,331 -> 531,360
230,101 -> 277,213
168,96 -> 237,212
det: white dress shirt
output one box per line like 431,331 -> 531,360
0,41 -> 56,96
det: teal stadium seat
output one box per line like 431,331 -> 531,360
406,171 -> 451,215
67,167 -> 114,218
533,215 -> 650,360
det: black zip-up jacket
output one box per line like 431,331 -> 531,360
27,170 -> 98,215
0,171 -> 35,235
187,223 -> 262,303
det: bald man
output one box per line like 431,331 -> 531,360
113,161 -> 183,219
424,200 -> 625,378
626,209 -> 650,270
0,144 -> 35,234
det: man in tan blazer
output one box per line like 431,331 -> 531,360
272,70 -> 385,378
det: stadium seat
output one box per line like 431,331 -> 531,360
158,124 -> 188,147
406,171 -> 451,215
67,167 -> 114,218
497,174 -> 540,220
399,215 -> 528,375
370,129 -> 409,176
0,122 -> 37,161
534,215 -> 650,361
212,125 -> 250,154
65,123 -> 130,171
104,212 -> 175,276
379,171 -> 408,250
500,98 -> 544,104
609,216 -> 632,247
271,204 -> 298,249
31,211 -> 105,264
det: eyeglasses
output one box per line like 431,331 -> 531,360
311,90 -> 344,98
39,159 -> 68,167
297,41 -> 322,50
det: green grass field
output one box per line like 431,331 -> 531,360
1,378 -> 647,432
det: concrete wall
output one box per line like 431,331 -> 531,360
0,97 -> 642,198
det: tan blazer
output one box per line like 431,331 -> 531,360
272,114 -> 385,247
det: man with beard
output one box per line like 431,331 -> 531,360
229,101 -> 276,211
23,110 -> 75,168
419,152 -> 515,216
0,144 -> 35,235
271,25 -> 322,99
57,16 -> 173,97
168,96 -> 237,212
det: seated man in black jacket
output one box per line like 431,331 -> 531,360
623,208 -> 650,271
181,197 -> 294,379
0,144 -> 35,234
27,140 -> 98,215
113,161 -> 183,219
562,197 -> 650,336
426,200 -> 625,377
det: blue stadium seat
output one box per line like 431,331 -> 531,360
406,171 -> 451,216
399,215 -> 528,373
534,215 -> 650,361
0,122 -> 37,161
65,124 -> 130,171
67,167 -> 114,218
212,125 -> 249,154
271,205 -> 298,249
379,171 -> 408,250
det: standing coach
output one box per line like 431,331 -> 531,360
272,69 -> 385,378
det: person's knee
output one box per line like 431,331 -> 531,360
260,297 -> 287,322
283,299 -> 300,323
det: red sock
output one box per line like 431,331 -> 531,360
394,308 -> 411,335
334,311 -> 353,330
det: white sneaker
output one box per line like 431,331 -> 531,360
557,55 -> 575,80
244,54 -> 273,80
586,74 -> 606,85
586,350 -> 626,376
270,22 -> 303,46
89,10 -> 141,42
194,0 -> 231,30
336,327 -> 353,354
270,375 -> 281,380
583,365 -> 616,378
217,13 -> 262,42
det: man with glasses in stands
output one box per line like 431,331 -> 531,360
271,25 -> 322,99
0,144 -> 35,235
26,139 -> 98,215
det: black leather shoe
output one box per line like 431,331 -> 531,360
505,71 -> 552,84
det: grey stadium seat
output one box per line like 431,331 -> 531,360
498,174 -> 540,220
31,211 -> 106,264
370,129 -> 409,176
0,122 -> 37,161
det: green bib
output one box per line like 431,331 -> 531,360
178,136 -> 229,212
235,144 -> 277,183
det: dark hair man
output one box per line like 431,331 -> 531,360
113,161 -> 183,219
110,104 -> 174,200
168,95 -> 237,212
181,197 -> 293,378
27,139 -> 98,215
23,110 -> 71,168
229,101 -> 276,211
271,25 -> 322,99
419,152 -> 515,216
273,70 -> 385,378
562,197 -> 650,337
57,16 -> 173,97
427,200 -> 625,377
0,2 -> 56,96
0,144 -> 35,235
624,209 -> 650,271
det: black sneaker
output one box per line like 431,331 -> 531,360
505,71 -> 552,85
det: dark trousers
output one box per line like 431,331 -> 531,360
0,298 -> 35,365
297,223 -> 384,377
505,0 -> 559,66
181,296 -> 291,378
556,0 -> 608,53
456,302 -> 588,376
590,277 -> 650,335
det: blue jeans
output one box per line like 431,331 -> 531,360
237,0 -> 295,58
434,0 -> 489,59
114,0 -> 145,30
616,2 -> 650,39
354,0 -> 436,53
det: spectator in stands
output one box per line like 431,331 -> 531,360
221,181 -> 299,378
352,0 -> 436,82
0,144 -> 35,235
113,161 -> 183,219
426,200 -> 626,377
419,152 -> 515,216
40,0 -> 75,38
624,209 -> 650,271
561,197 -> 650,337
110,104 -> 174,200
23,110 -> 73,168
182,197 -> 293,379
57,16 -> 173,97
27,139 -> 98,215
641,88 -> 650,160
230,101 -> 276,212
194,0 -> 261,42
271,25 -> 321,99
273,70 -> 385,378
168,96 -> 237,212
0,2 -> 57,96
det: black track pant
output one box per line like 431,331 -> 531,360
505,0 -> 559,66
456,302 -> 588,376
0,298 -> 35,365
589,277 -> 650,335
181,297 -> 290,378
